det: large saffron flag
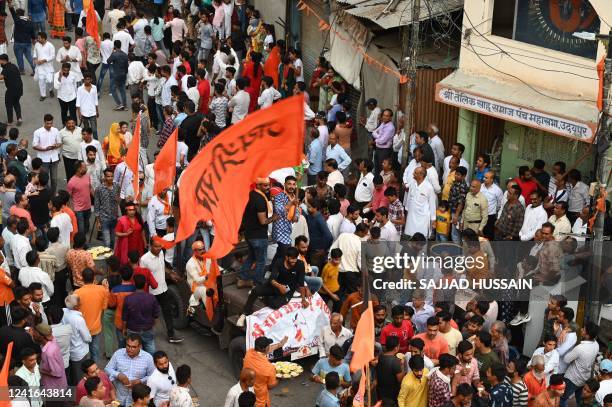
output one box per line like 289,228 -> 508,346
0,341 -> 13,407
125,113 -> 141,201
86,0 -> 100,46
154,128 -> 178,196
350,301 -> 374,407
175,95 -> 305,258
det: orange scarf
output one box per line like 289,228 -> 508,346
253,189 -> 272,216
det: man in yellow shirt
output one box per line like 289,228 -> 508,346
319,248 -> 342,311
398,354 -> 429,407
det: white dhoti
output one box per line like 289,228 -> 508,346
189,286 -> 208,308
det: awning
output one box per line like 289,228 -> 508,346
435,70 -> 599,142
335,0 -> 463,30
328,12 -> 372,89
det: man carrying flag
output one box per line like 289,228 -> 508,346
147,188 -> 173,238
185,240 -> 218,319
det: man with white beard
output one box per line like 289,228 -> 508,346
404,167 -> 436,239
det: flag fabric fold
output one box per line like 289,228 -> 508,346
86,0 -> 100,46
350,299 -> 374,407
0,341 -> 13,407
174,95 -> 305,258
154,128 -> 178,196
125,112 -> 141,201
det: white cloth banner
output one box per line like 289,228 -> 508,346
246,293 -> 331,355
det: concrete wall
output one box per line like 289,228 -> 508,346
254,0 -> 287,40
499,122 -> 595,184
460,0 -> 612,100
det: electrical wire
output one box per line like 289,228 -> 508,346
464,41 -> 598,102
462,10 -> 600,80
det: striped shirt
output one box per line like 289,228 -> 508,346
505,377 -> 529,407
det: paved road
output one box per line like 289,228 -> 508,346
0,19 -> 322,406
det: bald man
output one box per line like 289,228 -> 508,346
185,240 -> 212,314
461,179 -> 488,235
404,167 -> 437,238
224,368 -> 256,407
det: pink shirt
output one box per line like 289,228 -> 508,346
67,174 -> 92,211
452,357 -> 480,386
40,339 -> 68,390
339,199 -> 350,216
9,206 -> 36,231
371,186 -> 389,211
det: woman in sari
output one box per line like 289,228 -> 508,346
48,0 -> 65,38
114,202 -> 146,265
102,123 -> 126,169
263,40 -> 282,89
242,51 -> 264,95
278,54 -> 295,99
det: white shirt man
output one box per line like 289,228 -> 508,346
56,44 -> 83,81
50,321 -> 72,369
104,8 -> 126,35
85,157 -> 105,191
257,86 -> 281,108
212,48 -> 239,78
11,233 -> 31,269
127,59 -> 146,85
378,219 -> 400,242
112,29 -> 134,54
428,134 -> 445,173
161,75 -> 178,107
480,182 -> 504,217
529,346 -> 559,378
519,204 -> 548,241
19,265 -> 54,302
50,212 -> 73,247
100,38 -> 114,65
34,39 -> 56,98
61,306 -> 92,365
354,172 -> 374,204
59,125 -> 83,162
365,106 -> 381,133
318,323 -> 353,357
54,70 -> 78,102
76,84 -> 99,118
147,193 -> 173,237
147,362 -> 176,407
326,212 -> 344,242
404,177 -> 436,238
327,169 -> 344,188
224,381 -> 255,407
229,89 -> 250,124
79,137 -> 105,166
329,232 -> 362,274
443,155 -> 470,184
549,213 -> 572,241
33,125 -> 61,163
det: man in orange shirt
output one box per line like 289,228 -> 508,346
243,335 -> 287,407
415,316 -> 449,366
525,355 -> 548,407
75,268 -> 108,363
339,280 -> 379,330
0,250 -> 15,326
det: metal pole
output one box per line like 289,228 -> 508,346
590,31 -> 612,323
402,0 -> 421,169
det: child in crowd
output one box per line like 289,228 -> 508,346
436,200 -> 451,242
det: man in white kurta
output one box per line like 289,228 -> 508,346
34,34 -> 56,99
404,167 -> 437,238
55,39 -> 83,82
185,241 -> 210,310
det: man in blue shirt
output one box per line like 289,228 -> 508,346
271,176 -> 300,265
316,372 -> 341,407
325,133 -> 351,173
311,345 -> 351,387
307,127 -> 324,185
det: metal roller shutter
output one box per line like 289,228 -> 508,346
300,0 -> 329,85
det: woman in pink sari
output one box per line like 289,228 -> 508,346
114,202 -> 146,264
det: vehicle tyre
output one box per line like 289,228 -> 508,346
167,284 -> 190,330
228,336 -> 246,380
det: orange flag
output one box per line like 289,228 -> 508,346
349,301 -> 375,406
154,128 -> 178,196
0,341 -> 13,407
264,46 -> 281,88
204,259 -> 220,322
597,56 -> 605,111
86,0 -> 100,46
175,96 -> 304,258
125,112 -> 141,201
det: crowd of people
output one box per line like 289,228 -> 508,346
0,0 -> 609,406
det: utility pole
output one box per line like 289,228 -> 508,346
401,0 -> 421,169
590,31 -> 612,322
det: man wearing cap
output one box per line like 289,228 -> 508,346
238,177 -> 278,288
32,322 -> 68,395
186,240 -> 212,314
596,359 -> 612,405
243,335 -> 287,407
